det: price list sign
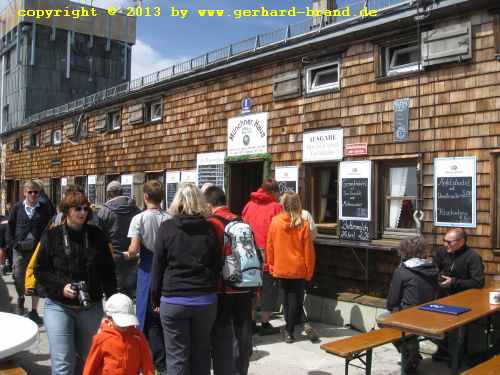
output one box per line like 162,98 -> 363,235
434,157 -> 476,228
275,166 -> 298,195
87,175 -> 97,205
197,152 -> 225,189
165,171 -> 180,208
121,174 -> 133,199
339,161 -> 371,221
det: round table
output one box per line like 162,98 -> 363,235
0,312 -> 39,360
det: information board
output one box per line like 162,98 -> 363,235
339,161 -> 371,221
87,175 -> 97,205
121,174 -> 133,199
181,170 -> 197,183
339,220 -> 371,241
434,157 -> 476,227
165,171 -> 180,208
394,98 -> 410,142
275,166 -> 298,194
197,152 -> 225,189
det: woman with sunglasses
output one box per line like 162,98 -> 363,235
34,191 -> 117,375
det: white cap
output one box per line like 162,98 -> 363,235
104,293 -> 139,328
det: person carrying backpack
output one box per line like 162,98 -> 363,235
205,186 -> 258,375
266,193 -> 316,344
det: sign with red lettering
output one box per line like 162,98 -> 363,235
345,143 -> 368,156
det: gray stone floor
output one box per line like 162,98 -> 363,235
1,273 -> 452,374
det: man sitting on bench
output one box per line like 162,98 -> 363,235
386,236 -> 440,373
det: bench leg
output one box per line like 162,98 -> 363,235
449,327 -> 466,375
365,349 -> 372,375
345,359 -> 349,375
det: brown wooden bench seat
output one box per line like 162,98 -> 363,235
320,327 -> 403,375
461,355 -> 500,375
0,360 -> 27,375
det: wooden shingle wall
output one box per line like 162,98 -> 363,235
4,9 -> 500,291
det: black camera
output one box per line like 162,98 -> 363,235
71,281 -> 91,308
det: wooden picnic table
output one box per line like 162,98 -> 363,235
376,288 -> 500,375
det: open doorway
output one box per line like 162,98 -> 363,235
228,161 -> 264,215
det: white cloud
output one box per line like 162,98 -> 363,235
131,39 -> 185,79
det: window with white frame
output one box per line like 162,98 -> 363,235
52,129 -> 62,145
107,110 -> 121,131
305,61 -> 340,94
381,162 -> 418,236
146,99 -> 163,122
384,42 -> 420,76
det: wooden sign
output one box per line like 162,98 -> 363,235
434,156 -> 476,228
339,161 -> 371,221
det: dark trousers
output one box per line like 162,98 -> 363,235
13,249 -> 31,300
280,279 -> 305,336
145,306 -> 167,372
160,302 -> 217,375
114,257 -> 138,298
211,293 -> 253,375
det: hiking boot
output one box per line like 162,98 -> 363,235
259,322 -> 280,336
304,323 -> 320,343
404,353 -> 422,374
26,310 -> 43,325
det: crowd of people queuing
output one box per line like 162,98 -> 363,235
0,177 -> 487,375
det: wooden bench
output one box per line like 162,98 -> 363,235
320,327 -> 403,375
461,355 -> 500,375
0,360 -> 27,375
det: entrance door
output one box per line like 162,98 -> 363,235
51,178 -> 62,207
229,161 -> 264,215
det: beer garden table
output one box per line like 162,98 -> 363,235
376,288 -> 500,375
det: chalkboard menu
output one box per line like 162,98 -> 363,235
275,166 -> 298,195
339,161 -> 371,221
394,98 -> 410,142
340,220 -> 371,241
87,175 -> 97,205
197,152 -> 225,189
165,171 -> 180,208
434,157 -> 476,228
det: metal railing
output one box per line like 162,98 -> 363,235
7,0 -> 411,133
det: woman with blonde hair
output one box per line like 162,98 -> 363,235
151,183 -> 221,375
267,192 -> 316,343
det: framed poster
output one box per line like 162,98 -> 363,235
181,170 -> 197,183
434,156 -> 476,228
121,174 -> 133,199
339,161 -> 371,221
87,175 -> 97,205
275,166 -> 298,194
165,171 -> 180,208
197,152 -> 225,189
303,128 -> 343,162
227,112 -> 268,156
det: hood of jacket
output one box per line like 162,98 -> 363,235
403,258 -> 439,278
104,196 -> 139,215
249,188 -> 277,205
272,212 -> 301,232
173,214 -> 208,230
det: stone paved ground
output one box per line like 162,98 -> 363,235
1,273 -> 452,374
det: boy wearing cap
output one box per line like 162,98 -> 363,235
83,293 -> 154,375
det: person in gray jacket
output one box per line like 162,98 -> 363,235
98,181 -> 140,297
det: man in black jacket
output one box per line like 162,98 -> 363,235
9,180 -> 52,323
98,180 -> 140,297
435,228 -> 484,295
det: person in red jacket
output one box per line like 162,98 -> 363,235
267,192 -> 316,343
242,179 -> 282,335
83,293 -> 154,375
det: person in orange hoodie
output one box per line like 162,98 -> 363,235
267,192 -> 316,344
83,293 -> 154,375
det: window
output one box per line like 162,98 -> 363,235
3,104 -> 9,125
51,178 -> 62,207
30,132 -> 40,148
52,129 -> 62,145
384,43 -> 420,76
107,110 -> 121,131
12,137 -> 21,152
4,50 -> 10,74
146,100 -> 163,122
73,116 -> 88,138
305,61 -> 340,94
381,163 -> 418,237
308,163 -> 339,235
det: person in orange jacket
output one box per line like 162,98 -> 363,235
267,192 -> 316,344
83,293 -> 154,375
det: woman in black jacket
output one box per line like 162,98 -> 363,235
151,183 -> 221,375
35,191 -> 116,375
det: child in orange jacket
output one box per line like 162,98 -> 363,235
83,293 -> 154,375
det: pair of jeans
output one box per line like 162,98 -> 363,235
160,302 -> 217,375
279,279 -> 305,336
211,293 -> 253,375
44,298 -> 103,375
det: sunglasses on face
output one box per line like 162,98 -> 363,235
27,191 -> 39,195
73,205 -> 88,212
443,239 -> 459,244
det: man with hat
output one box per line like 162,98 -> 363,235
98,180 -> 140,297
